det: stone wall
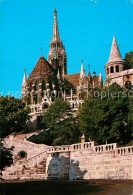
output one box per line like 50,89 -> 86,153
46,142 -> 133,180
2,135 -> 133,180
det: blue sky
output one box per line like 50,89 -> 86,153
0,0 -> 133,97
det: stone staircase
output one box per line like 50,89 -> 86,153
2,151 -> 47,180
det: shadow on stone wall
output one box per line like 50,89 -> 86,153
47,153 -> 87,180
70,159 -> 87,180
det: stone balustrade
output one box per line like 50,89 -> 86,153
116,146 -> 133,155
94,143 -> 117,153
47,145 -> 71,153
72,141 -> 94,151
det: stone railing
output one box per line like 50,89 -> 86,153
72,141 -> 95,151
47,145 -> 71,153
93,143 -> 117,153
115,146 -> 133,156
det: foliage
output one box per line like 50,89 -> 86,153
0,140 -> 13,172
29,118 -> 81,146
29,86 -> 133,146
0,96 -> 30,138
29,99 -> 81,145
42,98 -> 71,129
79,85 -> 133,145
124,51 -> 133,70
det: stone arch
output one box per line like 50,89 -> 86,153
42,102 -> 49,110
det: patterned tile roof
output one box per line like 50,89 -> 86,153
64,73 -> 80,86
29,56 -> 55,79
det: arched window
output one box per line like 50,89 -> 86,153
34,81 -> 38,91
110,66 -> 114,73
27,93 -> 30,105
33,93 -> 38,104
116,65 -> 119,72
30,83 -> 32,91
42,80 -> 46,90
49,80 -> 52,90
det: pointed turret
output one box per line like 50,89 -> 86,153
105,35 -> 125,85
52,8 -> 60,42
107,35 -> 124,63
80,60 -> 85,79
22,69 -> 27,87
98,73 -> 103,83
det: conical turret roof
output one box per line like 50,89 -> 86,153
29,56 -> 55,79
107,35 -> 124,63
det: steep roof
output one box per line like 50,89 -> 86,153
29,56 -> 55,79
107,35 -> 124,63
64,73 -> 80,87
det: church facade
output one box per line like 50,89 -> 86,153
22,9 -> 133,116
22,9 -> 103,115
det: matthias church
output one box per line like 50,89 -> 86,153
22,9 -> 133,116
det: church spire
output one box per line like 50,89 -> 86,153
52,8 -> 60,42
108,35 -> 123,63
80,60 -> 85,79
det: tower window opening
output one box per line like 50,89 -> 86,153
110,66 -> 114,73
116,65 -> 119,72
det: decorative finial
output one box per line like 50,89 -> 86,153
88,64 -> 90,72
82,59 -> 83,64
54,8 -> 57,15
41,48 -> 43,56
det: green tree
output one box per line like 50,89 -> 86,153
0,96 -> 30,138
42,98 -> 71,128
0,140 -> 13,179
29,99 -> 81,146
79,85 -> 132,145
124,51 -> 133,70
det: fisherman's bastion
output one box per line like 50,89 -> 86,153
2,9 -> 133,181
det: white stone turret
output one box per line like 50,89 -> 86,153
80,60 -> 85,79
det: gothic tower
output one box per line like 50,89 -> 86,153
48,8 -> 67,77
